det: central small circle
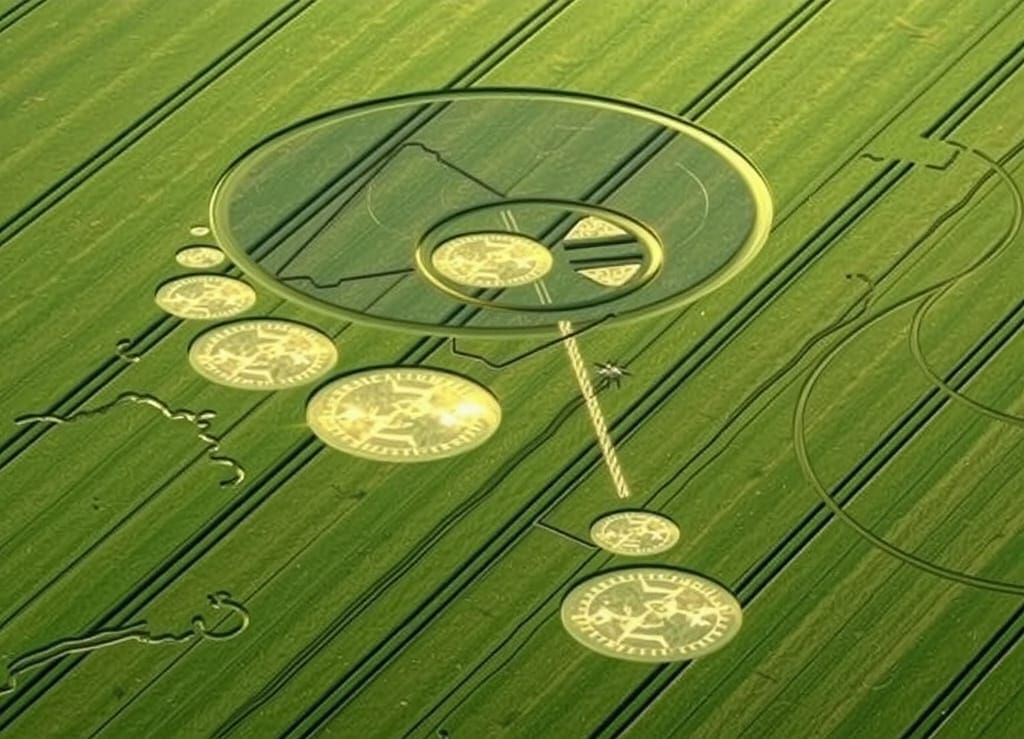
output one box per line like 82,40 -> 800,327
429,231 -> 553,288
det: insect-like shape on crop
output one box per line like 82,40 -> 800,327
594,361 -> 631,389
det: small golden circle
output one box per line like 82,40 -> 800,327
189,319 -> 337,390
155,275 -> 257,319
430,232 -> 553,288
561,568 -> 742,662
590,511 -> 680,556
190,225 -> 211,236
306,368 -> 501,462
176,246 -> 226,269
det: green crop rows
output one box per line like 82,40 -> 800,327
0,0 -> 1022,737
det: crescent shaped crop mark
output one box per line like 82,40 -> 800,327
13,392 -> 246,487
115,338 -> 142,363
792,145 -> 1024,595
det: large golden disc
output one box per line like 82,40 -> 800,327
561,567 -> 742,662
306,368 -> 501,461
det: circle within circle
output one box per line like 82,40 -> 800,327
561,567 -> 742,662
590,511 -> 680,556
430,232 -> 553,288
189,319 -> 337,390
176,245 -> 226,269
210,89 -> 773,337
155,275 -> 256,319
306,368 -> 501,462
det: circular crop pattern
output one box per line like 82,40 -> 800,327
176,245 -> 226,269
561,564 -> 745,663
561,567 -> 742,662
306,368 -> 501,461
210,89 -> 772,337
430,232 -> 553,288
155,275 -> 256,319
189,319 -> 338,390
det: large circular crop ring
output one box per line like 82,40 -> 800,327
210,88 -> 773,337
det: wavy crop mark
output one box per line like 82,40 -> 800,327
14,392 -> 246,487
85,494 -> 362,738
0,0 -> 594,724
0,0 -> 828,489
0,0 -> 1000,488
908,143 -> 1024,427
0,592 -> 248,698
793,145 -> 1024,595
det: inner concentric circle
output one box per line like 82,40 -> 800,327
429,231 -> 553,287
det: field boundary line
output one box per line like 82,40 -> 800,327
0,0 -> 45,36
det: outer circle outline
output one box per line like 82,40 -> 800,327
210,87 -> 774,338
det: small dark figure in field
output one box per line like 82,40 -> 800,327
595,361 -> 631,389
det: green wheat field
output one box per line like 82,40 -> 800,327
0,1 -> 1022,737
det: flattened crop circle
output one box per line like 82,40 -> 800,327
590,510 -> 680,556
306,368 -> 502,461
560,567 -> 742,662
189,319 -> 338,390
